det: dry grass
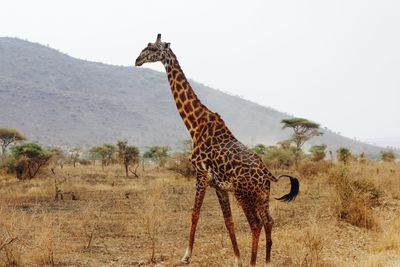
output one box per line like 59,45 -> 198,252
0,161 -> 399,266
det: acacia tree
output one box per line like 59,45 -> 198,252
89,144 -> 116,170
0,128 -> 26,156
117,140 -> 140,177
11,143 -> 52,179
281,118 -> 322,150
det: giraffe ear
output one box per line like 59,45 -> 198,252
164,43 -> 170,49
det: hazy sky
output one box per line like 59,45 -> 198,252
1,0 -> 399,145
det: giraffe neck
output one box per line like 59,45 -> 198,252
162,50 -> 213,138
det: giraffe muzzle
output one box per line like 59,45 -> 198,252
135,58 -> 143,67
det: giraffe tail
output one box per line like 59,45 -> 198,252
273,174 -> 299,202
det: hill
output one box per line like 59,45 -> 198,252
0,37 -> 383,156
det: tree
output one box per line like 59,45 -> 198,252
69,148 -> 81,167
281,118 -> 322,150
117,140 -> 140,177
337,147 -> 352,164
11,143 -> 52,179
381,150 -> 396,162
89,144 -> 116,170
143,146 -> 170,167
309,144 -> 327,161
0,128 -> 26,156
47,147 -> 67,169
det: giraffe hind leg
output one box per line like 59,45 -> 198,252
215,188 -> 242,267
257,200 -> 274,267
237,195 -> 262,267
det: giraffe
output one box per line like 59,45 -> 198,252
135,34 -> 299,267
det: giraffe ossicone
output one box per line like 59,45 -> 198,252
135,33 -> 299,267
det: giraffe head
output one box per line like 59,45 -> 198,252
135,34 -> 171,67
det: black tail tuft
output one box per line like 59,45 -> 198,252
275,175 -> 299,202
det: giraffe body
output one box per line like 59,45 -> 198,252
135,34 -> 299,267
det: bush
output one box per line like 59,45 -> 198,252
358,152 -> 367,164
328,166 -> 380,229
296,160 -> 333,178
167,152 -> 195,177
309,145 -> 326,161
337,147 -> 352,164
251,144 -> 268,155
262,145 -> 299,169
167,140 -> 194,177
380,150 -> 396,162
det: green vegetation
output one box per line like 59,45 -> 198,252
309,144 -> 327,162
89,144 -> 116,170
144,146 -> 170,167
251,144 -> 268,155
337,147 -> 352,164
11,143 -> 52,180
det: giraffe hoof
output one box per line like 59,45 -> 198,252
180,257 -> 190,265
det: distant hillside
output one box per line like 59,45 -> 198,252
0,37 -> 384,157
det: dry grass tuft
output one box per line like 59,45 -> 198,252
329,165 -> 380,229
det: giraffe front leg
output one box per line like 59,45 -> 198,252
216,188 -> 242,267
181,174 -> 207,264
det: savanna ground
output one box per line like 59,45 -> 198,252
0,160 -> 399,267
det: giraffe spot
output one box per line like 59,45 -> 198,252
180,93 -> 187,102
176,83 -> 183,90
177,73 -> 183,82
184,102 -> 193,113
188,114 -> 195,123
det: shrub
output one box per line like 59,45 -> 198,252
358,152 -> 367,164
167,152 -> 195,177
297,160 -> 333,178
262,145 -> 299,169
251,144 -> 267,155
380,150 -> 396,162
167,140 -> 195,177
336,147 -> 352,164
309,145 -> 326,161
328,166 -> 379,229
